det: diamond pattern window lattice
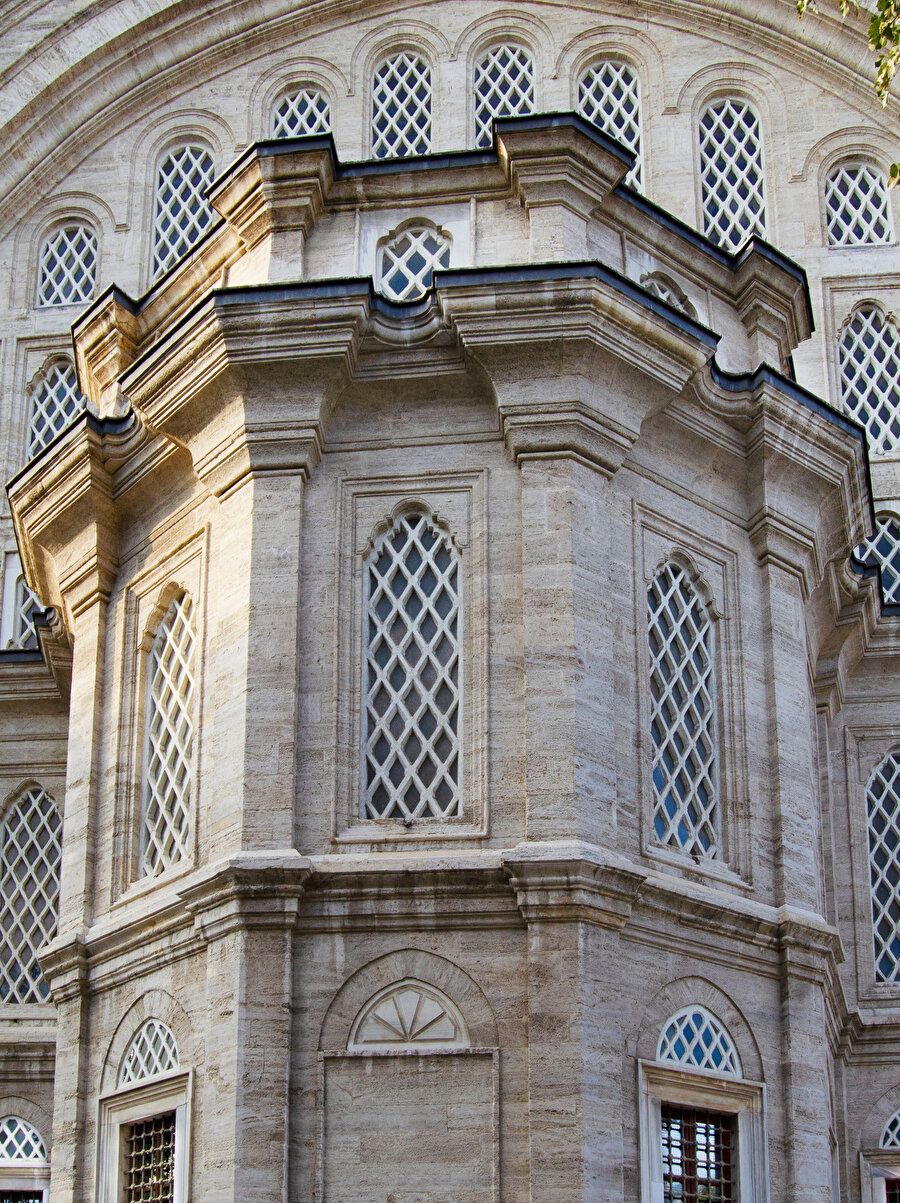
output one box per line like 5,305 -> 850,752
141,594 -> 195,877
363,511 -> 461,821
0,787 -> 62,1005
371,53 -> 432,159
118,1019 -> 180,1086
0,1117 -> 46,1162
867,751 -> 900,983
7,575 -> 41,651
657,1006 -> 741,1076
151,145 -> 216,282
474,44 -> 535,148
883,1109 -> 900,1148
27,356 -> 87,458
378,223 -> 450,301
855,513 -> 900,605
648,562 -> 719,859
826,162 -> 893,247
350,980 -> 466,1050
271,87 -> 331,138
578,60 -> 643,189
839,304 -> 900,455
36,224 -> 97,307
640,271 -> 699,320
698,98 -> 767,250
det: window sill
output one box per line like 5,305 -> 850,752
333,820 -> 488,848
643,842 -> 752,893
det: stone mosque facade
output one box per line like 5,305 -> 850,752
2,0 -> 900,1200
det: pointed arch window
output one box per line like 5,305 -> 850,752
0,786 -> 62,1004
867,750 -> 900,983
151,143 -> 216,282
119,1019 -> 180,1086
140,593 -> 196,877
371,52 -> 432,159
647,561 -> 719,859
657,1006 -> 741,1076
26,355 -> 87,458
271,86 -> 331,138
0,1116 -> 46,1162
36,222 -> 97,307
826,161 -> 893,247
474,44 -> 535,148
855,512 -> 900,605
883,1110 -> 900,1149
578,60 -> 643,189
362,509 -> 460,821
839,304 -> 900,455
377,220 -> 450,301
698,97 -> 767,250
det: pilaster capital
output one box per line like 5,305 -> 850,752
776,905 -> 845,986
501,840 -> 646,929
178,850 -> 312,943
732,239 -> 814,373
37,929 -> 89,1004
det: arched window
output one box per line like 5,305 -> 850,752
640,271 -> 698,320
26,355 -> 87,458
119,1018 -> 180,1086
348,979 -> 468,1050
140,593 -> 196,877
151,143 -> 216,282
376,220 -> 450,300
647,561 -> 719,859
867,750 -> 900,983
883,1110 -> 900,1148
371,52 -> 432,159
577,60 -> 643,189
0,1116 -> 47,1162
473,43 -> 535,148
825,161 -> 893,247
362,509 -> 460,821
271,86 -> 331,138
36,222 -> 97,307
657,1005 -> 741,1076
855,513 -> 900,605
0,786 -> 62,1004
698,97 -> 767,250
839,304 -> 900,455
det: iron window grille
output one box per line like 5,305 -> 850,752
867,750 -> 900,982
661,1103 -> 736,1203
0,787 -> 62,1004
36,224 -> 97,307
362,510 -> 461,821
855,513 -> 900,605
151,145 -> 215,282
826,162 -> 893,247
839,304 -> 900,455
271,87 -> 330,138
647,561 -> 720,860
26,356 -> 87,459
577,60 -> 643,189
122,1114 -> 176,1203
377,222 -> 450,300
371,53 -> 432,159
119,1020 -> 180,1086
473,44 -> 535,148
140,594 -> 196,878
698,98 -> 767,250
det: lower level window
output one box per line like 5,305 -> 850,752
1,1193 -> 45,1202
888,1182 -> 900,1203
123,1113 -> 176,1202
661,1103 -> 735,1201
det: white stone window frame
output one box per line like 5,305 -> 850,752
35,220 -> 99,308
471,40 -> 537,149
823,157 -> 895,250
149,140 -> 217,285
96,1069 -> 192,1203
638,1060 -> 768,1203
0,551 -> 41,651
635,511 -> 752,887
334,473 -> 488,845
861,1150 -> 900,1202
693,89 -> 769,252
270,82 -> 332,139
112,537 -> 205,902
374,217 -> 452,302
837,300 -> 900,457
0,1115 -> 50,1201
370,48 -> 434,160
356,205 -> 468,281
576,58 -> 644,191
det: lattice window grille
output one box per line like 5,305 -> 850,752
271,87 -> 331,138
826,163 -> 893,247
362,511 -> 461,821
0,787 -> 62,1005
698,99 -> 767,250
855,513 -> 900,605
151,145 -> 216,282
377,223 -> 450,301
140,594 -> 195,877
6,575 -> 41,651
350,980 -> 466,1049
578,60 -> 643,189
27,356 -> 87,458
867,751 -> 900,983
839,305 -> 900,455
474,44 -> 535,148
36,224 -> 97,307
371,53 -> 432,159
661,1104 -> 736,1203
118,1019 -> 180,1086
0,1117 -> 46,1162
883,1110 -> 900,1148
657,1006 -> 741,1076
640,272 -> 699,320
123,1113 -> 176,1203
648,562 -> 719,859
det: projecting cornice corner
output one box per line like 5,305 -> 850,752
501,841 -> 647,929
73,286 -> 141,417
178,850 -> 313,943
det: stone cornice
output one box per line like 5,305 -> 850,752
179,850 -> 312,942
501,840 -> 647,930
